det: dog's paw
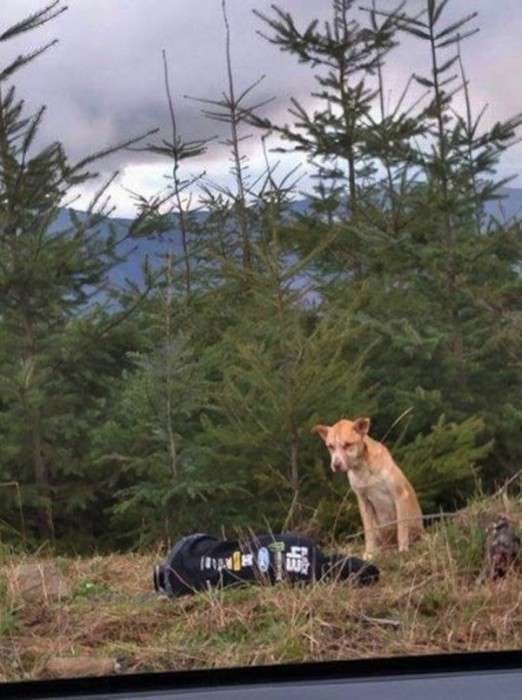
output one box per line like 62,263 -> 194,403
363,551 -> 375,561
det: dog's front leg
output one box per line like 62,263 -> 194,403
395,493 -> 413,552
356,494 -> 379,559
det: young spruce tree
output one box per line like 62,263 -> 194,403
0,2 -> 158,541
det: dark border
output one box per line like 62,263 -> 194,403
2,649 -> 522,699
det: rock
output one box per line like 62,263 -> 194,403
12,561 -> 71,603
44,656 -> 120,679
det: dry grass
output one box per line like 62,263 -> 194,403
0,493 -> 520,682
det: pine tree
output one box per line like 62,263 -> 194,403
187,0 -> 273,272
199,172 -> 374,530
0,3 -> 158,541
365,0 -> 522,482
249,0 -> 428,289
253,0 -> 399,219
254,0 -> 522,491
88,306 -> 214,546
131,50 -> 211,304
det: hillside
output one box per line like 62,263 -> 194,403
56,186 -> 522,290
1,491 -> 520,683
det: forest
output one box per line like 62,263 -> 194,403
0,0 -> 521,553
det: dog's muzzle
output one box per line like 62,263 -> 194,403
332,461 -> 347,473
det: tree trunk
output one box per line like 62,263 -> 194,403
165,250 -> 178,480
223,0 -> 251,271
23,315 -> 55,540
30,407 -> 55,540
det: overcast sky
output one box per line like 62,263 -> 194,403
0,0 -> 521,217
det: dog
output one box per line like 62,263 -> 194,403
312,417 -> 423,558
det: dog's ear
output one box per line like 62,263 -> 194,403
353,417 -> 370,436
311,424 -> 329,441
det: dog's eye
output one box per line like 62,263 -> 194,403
327,444 -> 334,451
343,442 -> 352,449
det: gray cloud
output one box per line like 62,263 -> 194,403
0,0 -> 520,215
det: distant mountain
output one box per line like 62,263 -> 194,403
54,186 -> 522,289
51,208 -> 185,288
487,186 -> 522,221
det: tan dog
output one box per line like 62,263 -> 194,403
312,417 -> 423,558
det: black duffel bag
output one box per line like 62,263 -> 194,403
153,532 -> 379,597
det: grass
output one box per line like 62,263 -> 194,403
0,492 -> 520,682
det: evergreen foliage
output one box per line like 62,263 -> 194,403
0,0 -> 520,551
0,2 -> 160,543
